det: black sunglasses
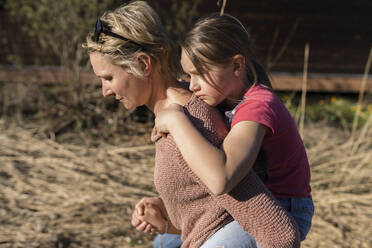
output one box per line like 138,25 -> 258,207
93,19 -> 142,48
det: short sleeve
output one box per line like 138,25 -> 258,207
231,100 -> 276,135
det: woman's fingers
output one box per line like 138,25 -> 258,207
132,197 -> 166,235
131,210 -> 141,227
135,197 -> 160,215
132,206 -> 147,226
136,221 -> 148,232
144,223 -> 154,233
143,197 -> 168,219
132,211 -> 156,234
135,199 -> 147,216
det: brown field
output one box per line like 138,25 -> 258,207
0,118 -> 371,248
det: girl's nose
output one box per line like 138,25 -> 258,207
102,81 -> 114,97
189,79 -> 200,92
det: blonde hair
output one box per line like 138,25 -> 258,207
83,1 -> 179,80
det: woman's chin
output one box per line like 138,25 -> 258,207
121,101 -> 136,110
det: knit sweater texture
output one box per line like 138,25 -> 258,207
152,94 -> 300,248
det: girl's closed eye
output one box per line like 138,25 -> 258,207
182,73 -> 191,81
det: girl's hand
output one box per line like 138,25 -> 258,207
155,103 -> 186,136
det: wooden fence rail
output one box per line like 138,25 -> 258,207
0,67 -> 371,93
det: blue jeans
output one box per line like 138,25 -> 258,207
153,196 -> 314,247
153,233 -> 183,248
153,221 -> 257,248
200,221 -> 259,248
277,196 -> 314,241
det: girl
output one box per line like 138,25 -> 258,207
154,13 -> 314,243
84,1 -> 300,247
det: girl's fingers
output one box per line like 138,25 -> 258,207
168,103 -> 184,112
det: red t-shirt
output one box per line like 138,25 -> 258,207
231,84 -> 311,198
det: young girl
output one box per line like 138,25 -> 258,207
153,13 -> 314,243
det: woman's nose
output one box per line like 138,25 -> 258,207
102,81 -> 114,97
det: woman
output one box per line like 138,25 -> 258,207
83,1 -> 300,247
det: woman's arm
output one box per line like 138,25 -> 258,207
155,106 -> 268,195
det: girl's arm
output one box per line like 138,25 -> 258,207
155,105 -> 268,196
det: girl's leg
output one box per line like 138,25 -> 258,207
200,221 -> 259,248
277,196 -> 314,241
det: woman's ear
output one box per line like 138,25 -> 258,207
136,52 -> 152,76
232,54 -> 246,76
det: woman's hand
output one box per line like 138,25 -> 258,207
135,197 -> 168,218
131,197 -> 168,235
141,203 -> 167,233
155,103 -> 186,137
132,207 -> 156,234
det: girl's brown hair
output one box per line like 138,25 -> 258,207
181,13 -> 271,90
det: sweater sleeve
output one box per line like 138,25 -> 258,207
213,172 -> 300,248
185,95 -> 300,248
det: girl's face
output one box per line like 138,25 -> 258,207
180,49 -> 245,107
89,52 -> 151,110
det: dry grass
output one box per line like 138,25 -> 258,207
301,118 -> 372,248
0,116 -> 371,248
0,120 -> 156,247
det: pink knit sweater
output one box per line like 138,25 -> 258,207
152,94 -> 300,248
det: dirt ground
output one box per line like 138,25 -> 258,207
0,119 -> 371,248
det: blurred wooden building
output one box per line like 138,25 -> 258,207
0,0 -> 371,92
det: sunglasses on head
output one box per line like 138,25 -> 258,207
93,19 -> 142,48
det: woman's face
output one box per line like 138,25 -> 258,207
89,52 -> 151,110
180,49 -> 244,107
